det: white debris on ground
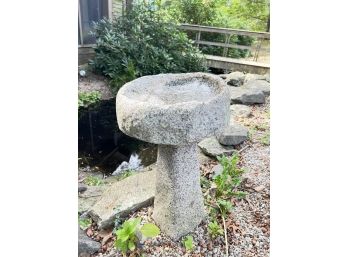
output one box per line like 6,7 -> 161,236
111,153 -> 144,176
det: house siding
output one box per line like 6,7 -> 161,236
112,0 -> 123,18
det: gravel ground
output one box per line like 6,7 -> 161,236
87,97 -> 270,257
78,72 -> 114,100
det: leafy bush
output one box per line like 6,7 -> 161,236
90,4 -> 207,92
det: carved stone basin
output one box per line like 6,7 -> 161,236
116,73 -> 230,239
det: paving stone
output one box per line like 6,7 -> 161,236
88,165 -> 156,229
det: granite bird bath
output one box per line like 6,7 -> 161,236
116,73 -> 230,239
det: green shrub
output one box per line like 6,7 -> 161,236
78,91 -> 101,108
90,4 -> 207,92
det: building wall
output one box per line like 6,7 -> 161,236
112,0 -> 123,18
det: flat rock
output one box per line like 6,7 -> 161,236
225,71 -> 245,87
244,73 -> 267,83
88,165 -> 156,229
78,227 -> 101,255
244,80 -> 270,96
78,185 -> 108,214
198,137 -> 235,158
230,104 -> 252,118
229,87 -> 265,105
217,124 -> 248,146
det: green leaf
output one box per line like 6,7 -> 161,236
183,235 -> 194,251
140,223 -> 160,238
115,238 -> 128,253
79,217 -> 92,230
128,240 -> 136,251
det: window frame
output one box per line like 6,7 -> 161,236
78,0 -> 112,47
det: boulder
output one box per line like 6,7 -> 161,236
244,80 -> 270,96
78,227 -> 101,255
230,104 -> 252,118
244,73 -> 267,83
198,137 -> 235,158
88,165 -> 156,229
229,87 -> 265,105
225,71 -> 245,87
217,124 -> 249,146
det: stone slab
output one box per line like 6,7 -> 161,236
244,73 -> 267,83
244,80 -> 270,96
198,136 -> 236,158
217,124 -> 249,146
88,165 -> 156,229
229,87 -> 265,105
230,104 -> 252,118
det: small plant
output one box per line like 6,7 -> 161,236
182,235 -> 195,251
260,132 -> 270,145
214,154 -> 245,200
79,217 -> 92,230
84,175 -> 104,186
208,220 -> 224,238
114,218 -> 160,254
78,91 -> 101,108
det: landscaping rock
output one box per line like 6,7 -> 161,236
244,73 -> 267,83
198,137 -> 235,158
244,80 -> 270,96
225,71 -> 245,87
264,73 -> 270,82
211,164 -> 223,179
230,104 -> 252,118
229,87 -> 265,105
88,165 -> 156,229
78,185 -> 108,214
78,227 -> 101,255
217,124 -> 248,146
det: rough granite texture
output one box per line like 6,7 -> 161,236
153,145 -> 206,240
116,73 -> 230,145
116,73 -> 230,239
88,166 -> 156,229
217,124 -> 249,146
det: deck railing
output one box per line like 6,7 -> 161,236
178,24 -> 270,62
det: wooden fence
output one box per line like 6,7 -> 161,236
178,24 -> 270,62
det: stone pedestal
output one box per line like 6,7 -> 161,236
153,144 -> 205,239
115,73 -> 230,239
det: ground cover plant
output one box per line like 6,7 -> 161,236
90,3 -> 207,92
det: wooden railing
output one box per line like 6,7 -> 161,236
179,24 -> 270,62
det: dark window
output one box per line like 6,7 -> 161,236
79,0 -> 109,45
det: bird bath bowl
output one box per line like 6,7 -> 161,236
116,73 -> 230,239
